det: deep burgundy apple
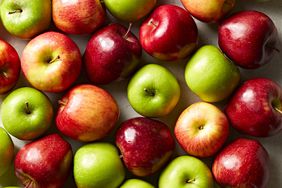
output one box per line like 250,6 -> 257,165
84,23 -> 142,84
14,134 -> 73,188
226,78 -> 282,137
212,138 -> 269,188
218,10 -> 278,69
116,117 -> 175,177
139,4 -> 198,61
0,38 -> 20,94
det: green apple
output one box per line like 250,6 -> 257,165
74,143 -> 125,188
103,0 -> 157,22
0,0 -> 51,39
159,156 -> 214,188
185,45 -> 240,102
0,128 -> 14,177
120,179 -> 155,188
127,64 -> 180,117
3,187 -> 21,188
1,87 -> 53,140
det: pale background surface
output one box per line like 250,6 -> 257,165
0,0 -> 281,187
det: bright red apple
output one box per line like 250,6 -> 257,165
116,117 -> 175,177
84,23 -> 142,84
14,134 -> 72,188
139,4 -> 198,61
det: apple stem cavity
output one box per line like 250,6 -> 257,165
8,9 -> 23,14
186,178 -> 195,184
123,23 -> 133,39
198,125 -> 204,130
149,19 -> 158,28
25,102 -> 31,115
144,88 -> 156,97
48,55 -> 61,64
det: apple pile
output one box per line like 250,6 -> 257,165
0,0 -> 281,188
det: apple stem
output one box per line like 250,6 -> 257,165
58,100 -> 67,106
123,23 -> 133,39
49,55 -> 60,64
8,9 -> 22,14
25,102 -> 31,114
274,107 -> 282,114
149,19 -> 157,28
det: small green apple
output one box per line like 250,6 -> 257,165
0,127 -> 14,177
127,64 -> 181,117
159,155 -> 214,188
185,45 -> 240,102
120,179 -> 155,188
3,187 -> 21,188
1,87 -> 53,140
74,143 -> 125,188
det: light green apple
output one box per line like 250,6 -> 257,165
120,179 -> 155,188
0,0 -> 51,39
185,45 -> 240,102
103,0 -> 157,22
0,128 -> 14,177
3,187 -> 21,188
127,64 -> 181,117
74,143 -> 125,188
159,156 -> 214,188
1,87 -> 53,140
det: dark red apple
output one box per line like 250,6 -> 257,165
212,138 -> 269,188
14,134 -> 72,188
218,10 -> 278,69
139,4 -> 198,61
226,78 -> 282,137
116,117 -> 175,177
84,23 -> 142,85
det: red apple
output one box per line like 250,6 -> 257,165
56,84 -> 119,142
226,78 -> 282,137
14,134 -> 72,188
139,4 -> 198,61
218,10 -> 278,69
21,31 -> 82,92
0,38 -> 20,94
52,0 -> 106,34
175,102 -> 229,158
84,23 -> 142,84
116,117 -> 175,177
212,138 -> 270,188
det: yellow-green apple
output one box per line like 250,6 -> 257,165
120,179 -> 154,188
127,64 -> 180,117
226,78 -> 282,137
56,84 -> 119,142
84,23 -> 142,84
0,39 -> 20,94
103,0 -> 156,22
21,31 -> 82,92
116,117 -> 175,177
159,155 -> 214,188
14,134 -> 72,188
139,4 -> 198,61
175,102 -> 229,158
1,87 -> 53,140
0,128 -> 14,177
218,10 -> 278,69
52,0 -> 106,34
74,143 -> 125,188
0,0 -> 51,39
212,138 -> 269,188
185,45 -> 240,102
180,0 -> 235,22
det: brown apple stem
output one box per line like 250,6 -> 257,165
186,178 -> 195,184
149,19 -> 157,28
49,55 -> 60,64
123,23 -> 133,39
8,9 -> 22,14
25,102 -> 31,114
274,107 -> 282,114
58,100 -> 67,106
119,155 -> 123,159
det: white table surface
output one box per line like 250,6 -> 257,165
0,0 -> 281,187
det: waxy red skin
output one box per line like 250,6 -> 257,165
212,138 -> 269,188
218,10 -> 278,69
14,134 -> 73,188
226,78 -> 282,137
0,39 -> 20,94
84,23 -> 142,84
116,117 -> 175,177
139,4 -> 198,61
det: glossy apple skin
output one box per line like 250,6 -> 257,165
0,39 -> 20,94
21,31 -> 82,92
53,0 -> 105,34
116,117 -> 175,177
14,134 -> 73,188
175,102 -> 229,158
212,138 -> 269,188
0,127 -> 14,177
180,0 -> 235,22
84,23 -> 142,84
218,10 -> 278,69
226,78 -> 282,137
56,84 -> 119,142
139,4 -> 198,61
